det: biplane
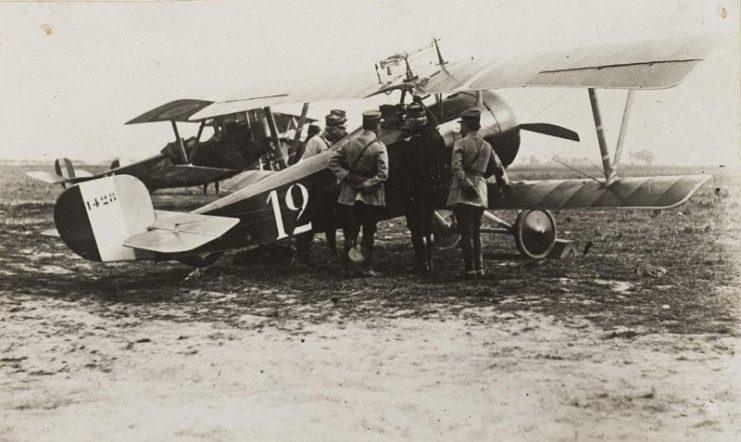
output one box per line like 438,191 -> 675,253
26,100 -> 311,191
48,35 -> 714,264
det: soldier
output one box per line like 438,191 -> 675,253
301,114 -> 343,160
401,102 -> 448,273
293,113 -> 345,267
328,110 -> 389,276
446,109 -> 511,278
288,122 -> 321,166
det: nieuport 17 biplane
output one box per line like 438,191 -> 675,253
27,102 -> 310,191
48,35 -> 714,264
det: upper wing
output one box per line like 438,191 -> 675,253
412,34 -> 716,93
126,99 -> 214,124
190,69 -> 392,121
489,175 -> 711,210
190,34 -> 714,121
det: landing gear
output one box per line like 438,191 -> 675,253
512,210 -> 557,259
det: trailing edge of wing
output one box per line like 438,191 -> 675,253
489,175 -> 711,210
123,210 -> 239,254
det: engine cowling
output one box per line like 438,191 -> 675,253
430,91 -> 521,168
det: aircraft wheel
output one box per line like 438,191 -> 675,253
513,210 -> 556,259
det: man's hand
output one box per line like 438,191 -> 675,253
361,180 -> 377,193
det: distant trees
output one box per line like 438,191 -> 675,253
632,149 -> 655,166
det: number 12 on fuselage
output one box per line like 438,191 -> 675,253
266,183 -> 312,240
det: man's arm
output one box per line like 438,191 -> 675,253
362,143 -> 389,191
327,143 -> 349,182
451,140 -> 473,188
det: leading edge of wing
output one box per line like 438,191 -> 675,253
490,175 -> 712,210
417,34 -> 716,93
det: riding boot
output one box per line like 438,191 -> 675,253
361,246 -> 379,277
424,235 -> 434,271
325,229 -> 338,257
411,235 -> 428,273
473,235 -> 484,276
342,238 -> 353,272
461,237 -> 474,273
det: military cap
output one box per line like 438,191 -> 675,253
459,109 -> 481,124
330,109 -> 347,124
362,110 -> 382,124
325,114 -> 343,127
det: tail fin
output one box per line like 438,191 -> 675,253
54,158 -> 76,181
54,175 -> 156,261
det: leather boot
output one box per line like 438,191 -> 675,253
461,236 -> 474,273
411,235 -> 428,274
473,235 -> 484,276
342,239 -> 353,273
361,246 -> 380,277
424,235 -> 434,271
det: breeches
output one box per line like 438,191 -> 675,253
339,202 -> 383,249
454,204 -> 485,271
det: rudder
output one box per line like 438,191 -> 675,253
54,175 -> 156,261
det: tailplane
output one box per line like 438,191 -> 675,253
26,157 -> 94,187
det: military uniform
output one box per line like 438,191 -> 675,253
402,103 -> 449,273
447,109 -> 510,277
294,114 -> 344,267
328,110 -> 388,273
301,131 -> 333,160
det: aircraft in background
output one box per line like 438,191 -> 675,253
47,35 -> 715,264
27,99 -> 313,192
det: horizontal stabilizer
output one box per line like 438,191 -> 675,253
26,169 -> 93,185
123,210 -> 239,254
490,175 -> 711,210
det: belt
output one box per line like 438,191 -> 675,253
465,169 -> 484,177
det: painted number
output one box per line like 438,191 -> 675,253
266,183 -> 312,240
84,192 -> 118,211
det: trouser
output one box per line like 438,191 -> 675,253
295,228 -> 337,263
453,204 -> 485,272
405,205 -> 434,271
339,202 -> 383,264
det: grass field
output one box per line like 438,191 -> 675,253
1,164 -> 739,441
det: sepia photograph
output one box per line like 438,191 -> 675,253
1,0 -> 739,440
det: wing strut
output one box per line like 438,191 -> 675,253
170,120 -> 189,164
291,103 -> 310,150
264,106 -> 287,170
587,88 -> 615,183
588,88 -> 636,184
612,89 -> 635,173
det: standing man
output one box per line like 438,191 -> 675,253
402,102 -> 449,274
294,113 -> 345,267
446,109 -> 510,278
328,110 -> 388,276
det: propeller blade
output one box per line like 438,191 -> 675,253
519,123 -> 580,142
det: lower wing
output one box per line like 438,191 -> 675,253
489,175 -> 711,210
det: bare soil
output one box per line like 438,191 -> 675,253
1,165 -> 739,441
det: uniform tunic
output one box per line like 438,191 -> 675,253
328,130 -> 389,207
301,132 -> 332,160
446,132 -> 495,208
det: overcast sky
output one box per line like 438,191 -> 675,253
1,0 -> 738,168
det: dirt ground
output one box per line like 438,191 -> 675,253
1,165 -> 739,441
